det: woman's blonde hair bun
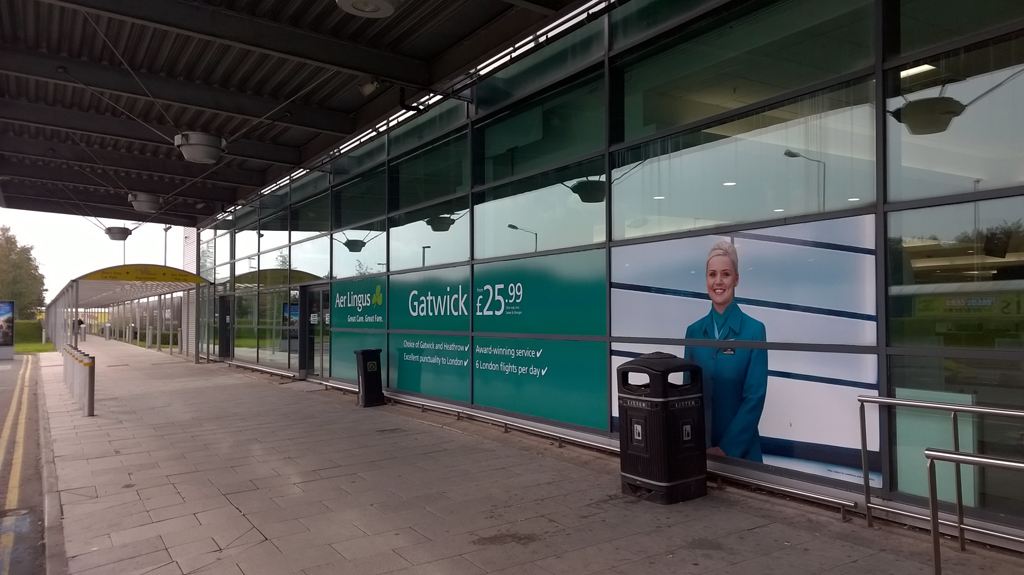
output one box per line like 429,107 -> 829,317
707,240 -> 739,273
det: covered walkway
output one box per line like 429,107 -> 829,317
37,338 -> 1024,575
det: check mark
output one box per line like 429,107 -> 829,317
540,367 -> 548,376
537,349 -> 543,357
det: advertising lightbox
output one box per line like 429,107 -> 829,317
0,301 -> 13,361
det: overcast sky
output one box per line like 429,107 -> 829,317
1,207 -> 185,302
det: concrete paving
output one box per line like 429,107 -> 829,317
36,338 -> 1024,575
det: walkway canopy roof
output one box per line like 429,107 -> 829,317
52,264 -> 209,308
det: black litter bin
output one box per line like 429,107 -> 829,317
618,351 -> 706,504
354,349 -> 386,407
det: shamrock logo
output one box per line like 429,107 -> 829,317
371,285 -> 383,306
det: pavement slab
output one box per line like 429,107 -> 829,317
34,340 -> 1024,575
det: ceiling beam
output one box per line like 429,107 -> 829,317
0,135 -> 263,188
0,46 -> 355,136
0,100 -> 301,166
0,161 -> 239,203
0,182 -> 212,217
500,0 -> 556,15
0,185 -> 200,226
39,0 -> 430,87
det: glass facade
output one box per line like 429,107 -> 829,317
194,0 -> 1024,528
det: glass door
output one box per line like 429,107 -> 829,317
305,286 -> 330,380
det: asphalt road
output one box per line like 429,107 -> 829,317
0,355 -> 45,575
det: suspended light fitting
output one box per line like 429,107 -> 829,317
128,192 -> 161,213
337,0 -> 398,18
569,180 -> 605,203
105,226 -> 132,241
174,131 -> 227,164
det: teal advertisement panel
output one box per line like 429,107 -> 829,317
473,249 -> 606,335
389,335 -> 470,401
388,266 -> 471,331
330,331 -> 387,383
474,337 -> 608,430
331,276 -> 386,329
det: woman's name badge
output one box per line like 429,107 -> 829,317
722,348 -> 735,355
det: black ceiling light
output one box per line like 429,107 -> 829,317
343,239 -> 366,252
174,131 -> 227,163
569,180 -> 606,203
105,226 -> 132,241
891,67 -> 1024,135
424,211 -> 467,232
336,0 -> 399,18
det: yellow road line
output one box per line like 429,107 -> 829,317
0,516 -> 15,575
5,355 -> 32,510
0,357 -> 27,481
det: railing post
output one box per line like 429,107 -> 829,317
860,401 -> 874,527
927,458 -> 942,575
85,354 -> 95,417
951,412 -> 965,551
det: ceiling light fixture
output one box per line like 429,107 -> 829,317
848,197 -> 860,201
723,182 -> 736,186
890,68 -> 1024,135
900,64 -> 936,78
774,209 -> 785,212
653,196 -> 665,200
105,226 -> 132,241
336,0 -> 398,18
358,78 -> 381,97
128,192 -> 161,213
175,131 -> 227,164
567,180 -> 605,203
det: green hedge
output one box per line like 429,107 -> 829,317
14,320 -> 42,344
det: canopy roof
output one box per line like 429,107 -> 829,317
58,264 -> 209,307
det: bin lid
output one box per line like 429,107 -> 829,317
618,351 -> 699,373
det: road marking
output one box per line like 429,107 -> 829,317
0,515 -> 16,574
5,355 -> 32,510
0,358 -> 27,480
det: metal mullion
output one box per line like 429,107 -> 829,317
882,184 -> 1024,213
608,68 -> 875,156
470,58 -> 606,124
886,346 -> 1024,362
385,125 -> 469,165
468,106 -> 476,407
604,11 -> 615,434
609,205 -> 877,248
386,190 -> 472,220
875,0 -> 894,502
471,242 -> 606,267
330,160 -> 385,194
388,260 -> 471,277
613,336 -> 877,355
606,0 -> 735,58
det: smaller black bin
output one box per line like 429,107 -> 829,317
618,352 -> 706,504
354,349 -> 386,407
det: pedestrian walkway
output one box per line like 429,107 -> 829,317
37,339 -> 1024,575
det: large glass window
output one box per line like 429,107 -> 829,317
331,136 -> 386,181
613,80 -> 876,240
234,294 -> 257,364
258,290 -> 290,370
389,198 -> 469,271
234,258 -> 258,292
259,210 -> 289,251
259,248 -> 289,287
888,196 -> 1024,349
888,34 -> 1024,202
214,232 -> 231,265
479,74 -> 605,184
290,193 -> 330,242
291,170 -> 329,205
891,355 -> 1024,516
900,0 -> 1024,55
611,0 -> 709,49
619,0 -> 873,142
389,100 -> 467,157
475,158 -> 607,259
476,19 -> 605,115
199,241 -> 215,278
391,132 -> 469,212
333,220 -> 387,278
235,225 -> 258,259
290,236 -> 330,283
214,264 -> 231,293
332,169 -> 386,229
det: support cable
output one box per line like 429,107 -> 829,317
59,68 -> 176,144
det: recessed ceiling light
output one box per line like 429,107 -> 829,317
964,271 -> 980,274
774,208 -> 785,212
653,196 -> 665,200
848,197 -> 860,202
336,0 -> 396,18
723,182 -> 736,186
900,64 -> 936,78
967,250 -> 974,253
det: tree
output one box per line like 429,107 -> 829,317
0,226 -> 46,319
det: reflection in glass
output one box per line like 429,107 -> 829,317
259,249 -> 289,287
389,198 -> 469,271
888,196 -> 1024,349
290,236 -> 330,282
234,294 -> 257,364
258,291 -> 289,327
392,132 -> 469,211
290,193 -> 330,242
199,241 -> 215,273
234,258 -> 258,292
620,0 -> 872,142
288,289 -> 299,370
333,169 -> 386,229
888,35 -> 1024,202
291,170 -> 329,204
257,329 -> 289,370
259,210 -> 289,250
900,0 -> 1024,55
389,99 -> 467,157
475,158 -> 606,259
331,136 -> 385,181
214,264 -> 231,293
480,75 -> 604,183
235,225 -> 258,259
891,355 -> 1024,517
611,0 -> 707,49
612,81 -> 875,240
333,220 -> 387,278
215,232 -> 231,265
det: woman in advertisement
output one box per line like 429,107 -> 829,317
685,241 -> 768,462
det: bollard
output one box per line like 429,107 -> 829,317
43,328 -> 47,344
84,354 -> 95,417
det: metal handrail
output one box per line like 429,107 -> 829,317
857,395 -> 1024,544
926,448 -> 1024,574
